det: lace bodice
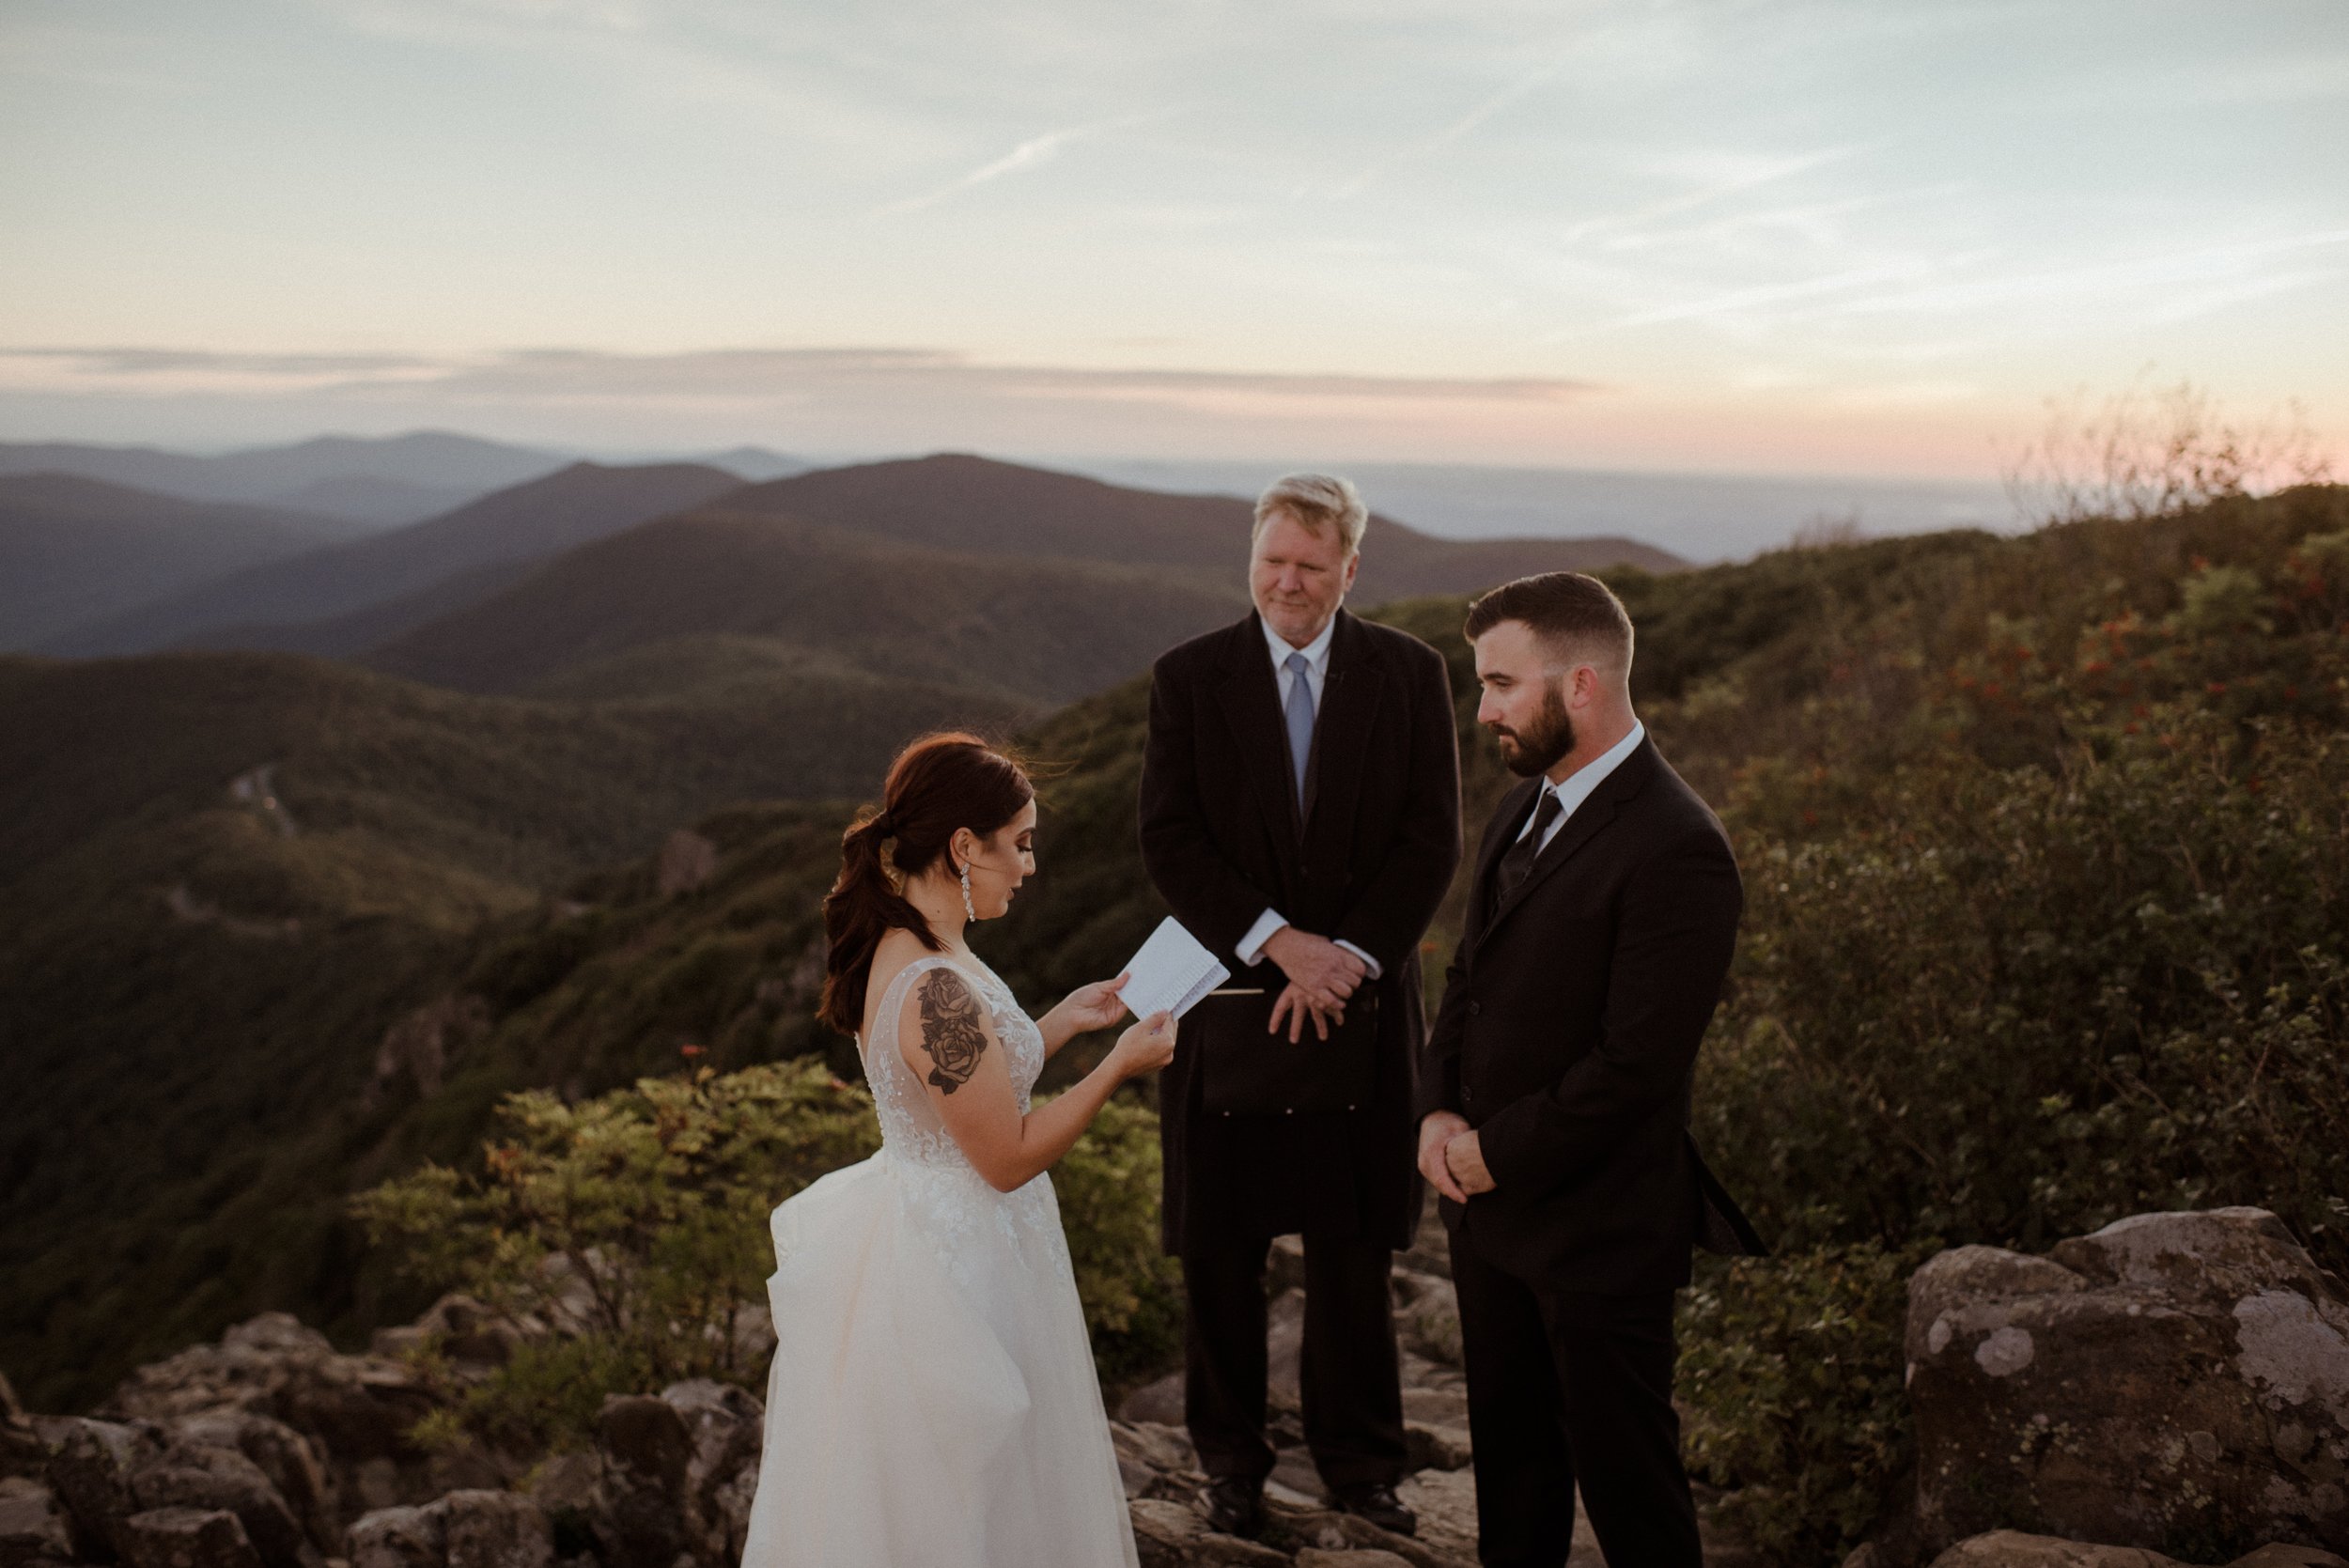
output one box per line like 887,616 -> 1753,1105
860,954 -> 1047,1172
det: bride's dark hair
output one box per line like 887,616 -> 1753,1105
817,731 -> 1034,1036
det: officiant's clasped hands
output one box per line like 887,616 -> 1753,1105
1261,924 -> 1366,1042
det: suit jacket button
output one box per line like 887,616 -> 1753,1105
1468,1001 -> 1482,1016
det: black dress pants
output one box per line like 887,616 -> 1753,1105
1181,1230 -> 1408,1489
1449,1230 -> 1701,1568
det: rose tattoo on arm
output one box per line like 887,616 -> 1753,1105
916,969 -> 988,1094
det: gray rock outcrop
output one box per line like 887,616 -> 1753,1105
100,1313 -> 454,1520
1913,1529 -> 2349,1566
117,1507 -> 266,1568
0,1473 -> 76,1565
1905,1207 -> 2349,1560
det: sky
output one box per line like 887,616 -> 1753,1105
2,0 -> 2344,479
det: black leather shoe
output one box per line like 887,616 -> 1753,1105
1330,1481 -> 1417,1536
1197,1476 -> 1265,1537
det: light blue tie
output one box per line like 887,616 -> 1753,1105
1283,650 -> 1315,809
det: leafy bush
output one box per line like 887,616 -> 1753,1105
1670,495 -> 2349,1561
1679,1241 -> 1938,1568
354,1060 -> 879,1452
1697,683 -> 2349,1277
1047,1090 -> 1184,1392
356,1057 -> 1184,1449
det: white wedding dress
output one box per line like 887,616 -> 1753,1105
739,954 -> 1140,1568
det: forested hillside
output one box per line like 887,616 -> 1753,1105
8,483 -> 2344,1554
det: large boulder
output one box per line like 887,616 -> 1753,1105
1919,1530 -> 2349,1566
368,1297 -> 523,1376
0,1377 -> 45,1484
436,1491 -> 551,1568
101,1313 -> 449,1519
1392,1274 -> 1463,1369
1922,1531 -> 2195,1566
1906,1208 -> 2349,1559
127,1442 -> 310,1568
592,1396 -> 690,1568
164,1412 -> 336,1555
347,1504 -> 443,1568
0,1475 -> 76,1565
346,1493 -> 549,1568
657,1382 -> 762,1567
41,1417 -> 164,1560
1128,1497 -> 1287,1567
116,1507 -> 265,1568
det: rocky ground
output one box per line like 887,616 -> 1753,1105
3,1206 -> 2345,1568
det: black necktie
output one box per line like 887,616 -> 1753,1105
1492,786 -> 1561,909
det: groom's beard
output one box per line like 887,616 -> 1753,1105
1492,679 -> 1576,777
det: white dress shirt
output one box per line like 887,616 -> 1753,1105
1234,614 -> 1383,978
1513,720 -> 1646,857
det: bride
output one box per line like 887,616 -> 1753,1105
740,730 -> 1175,1567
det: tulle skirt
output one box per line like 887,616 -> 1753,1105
739,1149 -> 1139,1568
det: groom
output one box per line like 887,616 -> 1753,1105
1417,571 -> 1763,1568
1141,474 -> 1461,1539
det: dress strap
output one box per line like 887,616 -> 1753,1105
861,954 -> 959,1059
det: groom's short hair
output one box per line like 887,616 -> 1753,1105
1254,474 -> 1367,559
1465,571 -> 1635,680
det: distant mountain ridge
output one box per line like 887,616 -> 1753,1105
45,460 -> 748,658
0,431 -> 807,526
31,449 -> 1685,706
723,453 -> 1685,596
0,430 -> 572,516
361,507 -> 1248,702
0,474 -> 357,651
356,454 -> 1680,705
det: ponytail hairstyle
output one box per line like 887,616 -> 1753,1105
817,731 -> 1034,1036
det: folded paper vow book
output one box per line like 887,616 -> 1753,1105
1118,916 -> 1232,1021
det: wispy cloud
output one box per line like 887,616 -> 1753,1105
1561,147 -> 1861,246
1806,228 -> 2349,325
0,345 -> 1603,409
872,112 -> 1170,216
1319,57 -> 1567,200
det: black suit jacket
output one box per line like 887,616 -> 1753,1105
1141,608 -> 1462,1252
1418,736 -> 1763,1291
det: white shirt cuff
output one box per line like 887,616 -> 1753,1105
1333,939 -> 1383,980
1236,908 -> 1287,967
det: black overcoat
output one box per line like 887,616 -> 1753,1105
1140,608 -> 1462,1254
1416,737 -> 1765,1292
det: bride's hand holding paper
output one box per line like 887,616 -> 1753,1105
1039,971 -> 1133,1051
1106,1009 -> 1177,1080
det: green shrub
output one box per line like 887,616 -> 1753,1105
1680,1240 -> 1937,1568
356,1059 -> 1185,1449
354,1059 -> 879,1452
1697,715 -> 2349,1269
1047,1090 -> 1184,1392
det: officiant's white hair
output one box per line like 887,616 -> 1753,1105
1254,473 -> 1367,558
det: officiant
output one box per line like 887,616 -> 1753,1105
1138,474 -> 1462,1539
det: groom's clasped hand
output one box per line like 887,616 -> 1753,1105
1414,1109 -> 1493,1203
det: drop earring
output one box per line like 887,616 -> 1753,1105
958,861 -> 976,922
